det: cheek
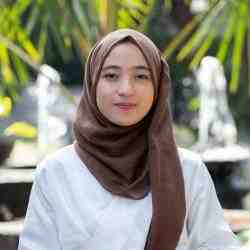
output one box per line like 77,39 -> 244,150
96,81 -> 111,112
146,96 -> 154,114
143,84 -> 154,110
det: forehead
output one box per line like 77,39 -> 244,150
102,42 -> 148,68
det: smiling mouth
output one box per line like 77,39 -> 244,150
115,103 -> 137,111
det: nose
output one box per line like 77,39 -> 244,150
117,77 -> 134,96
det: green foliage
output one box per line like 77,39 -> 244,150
0,95 -> 12,117
2,0 -> 249,98
0,0 -> 41,99
4,121 -> 37,138
0,0 -> 158,141
0,0 -> 159,100
163,0 -> 250,94
237,230 -> 250,245
0,95 -> 37,139
188,96 -> 200,112
173,124 -> 196,148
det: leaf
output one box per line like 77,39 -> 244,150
16,31 -> 41,63
188,97 -> 200,112
71,28 -> 92,60
106,0 -> 118,32
99,0 -> 109,32
229,1 -> 248,93
11,53 -> 29,86
25,3 -> 41,35
13,0 -> 32,17
93,0 -> 120,32
0,96 -> 12,118
0,44 -> 14,84
216,6 -> 236,63
248,26 -> 250,95
118,8 -> 137,28
72,0 -> 92,41
44,1 -> 71,61
164,0 -> 172,10
189,6 -> 228,69
117,0 -> 156,31
177,0 -> 227,62
37,19 -> 48,59
165,0 -> 250,95
4,121 -> 37,138
163,15 -> 203,58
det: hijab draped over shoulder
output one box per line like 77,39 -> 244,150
74,29 -> 186,250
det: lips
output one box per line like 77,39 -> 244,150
114,103 -> 136,111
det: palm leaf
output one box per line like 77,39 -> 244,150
72,0 -> 93,42
176,0 -> 226,61
189,5 -> 229,69
163,15 -> 203,58
25,2 -> 40,35
230,1 -> 248,93
0,43 -> 14,84
0,0 -> 159,100
97,0 -> 118,33
0,1 -> 42,98
248,26 -> 250,95
117,0 -> 156,31
216,7 -> 236,63
164,0 -> 250,94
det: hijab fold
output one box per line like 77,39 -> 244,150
73,29 -> 186,250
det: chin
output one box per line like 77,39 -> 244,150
113,118 -> 143,127
107,114 -> 145,127
114,121 -> 135,127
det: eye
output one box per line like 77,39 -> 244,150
135,74 -> 150,80
102,73 -> 118,81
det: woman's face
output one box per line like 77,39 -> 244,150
96,42 -> 154,126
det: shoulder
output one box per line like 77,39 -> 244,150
177,147 -> 204,174
177,147 -> 211,193
177,147 -> 215,207
37,144 -> 77,170
34,144 -> 113,206
34,144 -> 84,187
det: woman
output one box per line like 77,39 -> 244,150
18,29 -> 239,250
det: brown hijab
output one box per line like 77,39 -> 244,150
73,29 -> 186,250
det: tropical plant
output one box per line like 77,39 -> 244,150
0,94 -> 37,165
0,0 -> 161,100
3,0 -> 249,97
0,0 -> 41,99
0,95 -> 37,139
163,0 -> 250,94
1,0 -> 165,144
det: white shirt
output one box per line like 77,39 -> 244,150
18,144 -> 240,250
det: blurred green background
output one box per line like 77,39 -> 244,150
1,1 -> 250,248
0,0 -> 250,143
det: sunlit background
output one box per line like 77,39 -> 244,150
1,0 -> 250,249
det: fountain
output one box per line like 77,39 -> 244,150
37,64 -> 76,158
193,56 -> 250,208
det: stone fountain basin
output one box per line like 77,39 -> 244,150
200,144 -> 250,163
197,144 -> 250,209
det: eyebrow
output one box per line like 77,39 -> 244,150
102,65 -> 150,71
